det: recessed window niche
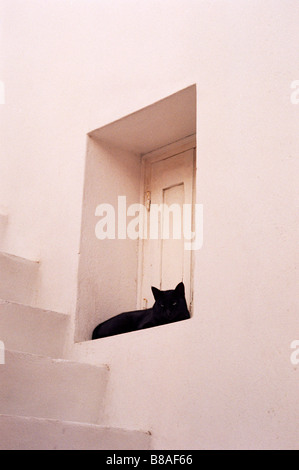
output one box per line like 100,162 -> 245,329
75,85 -> 197,342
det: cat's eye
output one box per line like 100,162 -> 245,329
160,303 -> 164,308
172,301 -> 177,306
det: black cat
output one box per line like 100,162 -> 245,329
92,282 -> 190,339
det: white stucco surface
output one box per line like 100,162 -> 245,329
0,0 -> 298,450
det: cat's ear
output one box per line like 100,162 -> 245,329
151,286 -> 161,301
175,282 -> 185,297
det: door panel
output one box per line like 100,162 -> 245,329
141,147 -> 195,310
161,183 -> 184,290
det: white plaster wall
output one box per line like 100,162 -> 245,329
75,137 -> 141,341
0,0 -> 298,449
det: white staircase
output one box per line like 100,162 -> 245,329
0,300 -> 68,358
0,220 -> 152,450
0,350 -> 109,424
0,251 -> 40,305
0,415 -> 150,451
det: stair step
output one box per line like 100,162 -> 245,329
0,299 -> 69,358
0,414 -> 151,450
0,350 -> 109,424
0,252 -> 40,305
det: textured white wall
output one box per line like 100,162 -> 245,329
0,0 -> 299,449
75,137 -> 141,342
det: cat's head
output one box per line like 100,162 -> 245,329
151,282 -> 190,324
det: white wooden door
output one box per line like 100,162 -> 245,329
140,145 -> 195,311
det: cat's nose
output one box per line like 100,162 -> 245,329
166,309 -> 171,317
